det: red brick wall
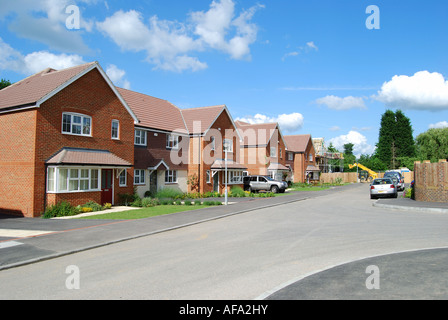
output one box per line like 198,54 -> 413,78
1,68 -> 135,217
0,110 -> 38,217
188,110 -> 242,194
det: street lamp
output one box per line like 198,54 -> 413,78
224,140 -> 229,206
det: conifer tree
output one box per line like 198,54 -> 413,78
376,110 -> 415,169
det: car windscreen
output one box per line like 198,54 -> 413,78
373,179 -> 393,185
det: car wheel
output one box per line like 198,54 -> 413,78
371,195 -> 376,200
393,193 -> 398,198
271,186 -> 279,194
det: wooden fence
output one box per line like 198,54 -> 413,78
414,160 -> 448,203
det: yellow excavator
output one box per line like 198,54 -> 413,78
349,163 -> 378,182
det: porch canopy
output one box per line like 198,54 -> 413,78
306,165 -> 321,172
268,162 -> 290,171
46,147 -> 132,168
210,159 -> 247,171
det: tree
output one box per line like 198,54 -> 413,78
0,79 -> 12,90
343,143 -> 356,171
416,128 -> 448,162
376,110 -> 416,169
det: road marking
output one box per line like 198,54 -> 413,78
0,229 -> 54,238
0,241 -> 23,249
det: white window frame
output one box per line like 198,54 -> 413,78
47,167 -> 100,193
226,170 -> 243,185
62,112 -> 92,137
134,169 -> 146,185
223,139 -> 233,153
270,147 -> 277,158
288,152 -> 293,161
166,134 -> 179,150
135,130 -> 147,146
210,136 -> 216,151
165,170 -> 178,184
206,170 -> 211,183
119,170 -> 127,187
112,120 -> 120,140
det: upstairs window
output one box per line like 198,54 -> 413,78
166,134 -> 179,149
270,147 -> 277,158
62,113 -> 92,137
135,130 -> 147,146
111,120 -> 120,140
223,139 -> 233,153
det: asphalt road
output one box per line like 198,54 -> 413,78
1,184 -> 448,300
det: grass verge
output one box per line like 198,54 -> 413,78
78,205 -> 214,220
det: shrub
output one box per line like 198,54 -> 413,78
175,200 -> 182,205
184,200 -> 192,206
118,193 -> 134,206
160,199 -> 173,205
103,203 -> 112,210
81,207 -> 93,213
83,201 -> 104,212
131,198 -> 142,207
230,186 -> 246,198
43,201 -> 78,219
194,200 -> 202,206
155,188 -> 184,200
142,197 -> 158,208
214,201 -> 223,206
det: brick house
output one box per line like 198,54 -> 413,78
0,62 -> 138,217
117,88 -> 190,198
182,105 -> 246,194
284,134 -> 321,183
236,121 -> 290,181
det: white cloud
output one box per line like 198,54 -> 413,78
97,0 -> 263,72
0,0 -> 92,54
106,64 -> 131,89
0,38 -> 86,75
329,131 -> 376,157
429,121 -> 448,129
236,113 -> 304,133
375,71 -> 448,111
282,41 -> 318,61
315,95 -> 367,110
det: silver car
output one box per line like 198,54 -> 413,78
384,171 -> 404,191
370,178 -> 398,199
243,175 -> 288,193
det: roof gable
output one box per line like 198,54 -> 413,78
284,134 -> 313,153
0,62 -> 139,123
236,121 -> 287,148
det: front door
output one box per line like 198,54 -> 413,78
213,171 -> 219,192
101,169 -> 113,205
150,171 -> 158,196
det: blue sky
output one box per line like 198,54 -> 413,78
1,0 -> 448,157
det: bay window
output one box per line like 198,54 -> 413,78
47,167 -> 100,193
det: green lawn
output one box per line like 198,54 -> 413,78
78,205 -> 214,220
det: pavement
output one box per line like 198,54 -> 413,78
1,183 -> 447,300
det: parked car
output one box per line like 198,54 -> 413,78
370,178 -> 398,199
384,171 -> 404,191
243,175 -> 288,193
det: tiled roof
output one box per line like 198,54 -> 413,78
235,121 -> 281,147
284,135 -> 312,153
117,88 -> 188,134
46,148 -> 131,167
0,62 -> 97,110
181,105 -> 226,134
